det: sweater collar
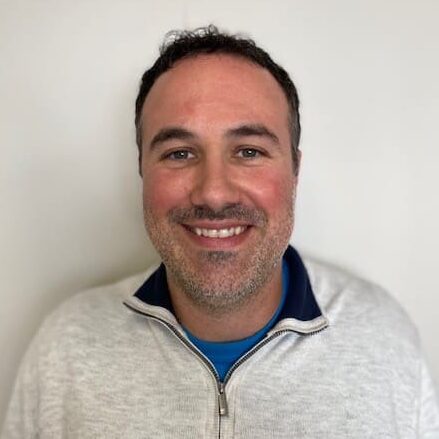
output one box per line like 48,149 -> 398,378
124,245 -> 328,334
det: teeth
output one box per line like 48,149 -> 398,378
207,229 -> 217,238
192,226 -> 247,238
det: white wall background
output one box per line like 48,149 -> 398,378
1,0 -> 438,425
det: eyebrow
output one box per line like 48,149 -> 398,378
149,127 -> 196,150
148,123 -> 280,151
225,123 -> 280,145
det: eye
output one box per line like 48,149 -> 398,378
163,149 -> 195,160
236,147 -> 263,159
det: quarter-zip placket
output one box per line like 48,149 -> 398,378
124,301 -> 328,437
124,304 -> 227,415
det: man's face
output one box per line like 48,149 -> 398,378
140,54 -> 299,313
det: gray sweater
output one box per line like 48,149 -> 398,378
2,257 -> 439,438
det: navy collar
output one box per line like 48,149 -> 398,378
132,245 -> 323,322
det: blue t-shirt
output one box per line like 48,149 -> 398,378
184,258 -> 290,381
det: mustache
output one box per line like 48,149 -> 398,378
168,204 -> 267,226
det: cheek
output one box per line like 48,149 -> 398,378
142,164 -> 296,216
242,167 -> 296,212
142,169 -> 191,215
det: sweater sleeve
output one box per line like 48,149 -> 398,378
418,356 -> 439,437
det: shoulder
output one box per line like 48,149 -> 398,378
31,268 -> 156,356
303,255 -> 420,349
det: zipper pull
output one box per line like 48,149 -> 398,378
218,382 -> 228,416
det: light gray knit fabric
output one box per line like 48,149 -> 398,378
2,258 -> 439,438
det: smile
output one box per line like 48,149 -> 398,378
189,226 -> 248,238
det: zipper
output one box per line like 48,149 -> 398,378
124,302 -> 326,421
124,304 -> 226,412
218,382 -> 228,416
222,329 -> 293,386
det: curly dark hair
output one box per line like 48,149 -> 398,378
135,25 -> 301,172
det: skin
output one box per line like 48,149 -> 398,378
140,54 -> 300,341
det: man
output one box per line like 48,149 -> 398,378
2,26 -> 439,438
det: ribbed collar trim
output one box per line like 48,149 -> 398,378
124,246 -> 328,334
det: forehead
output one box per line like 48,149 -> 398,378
140,54 -> 290,142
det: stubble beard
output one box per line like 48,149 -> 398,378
143,203 -> 294,316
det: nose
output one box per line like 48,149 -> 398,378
189,157 -> 240,211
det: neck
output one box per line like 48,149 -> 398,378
167,265 -> 283,342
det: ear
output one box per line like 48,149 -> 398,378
138,153 -> 143,178
294,150 -> 302,177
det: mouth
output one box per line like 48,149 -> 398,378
181,223 -> 252,249
188,225 -> 248,239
